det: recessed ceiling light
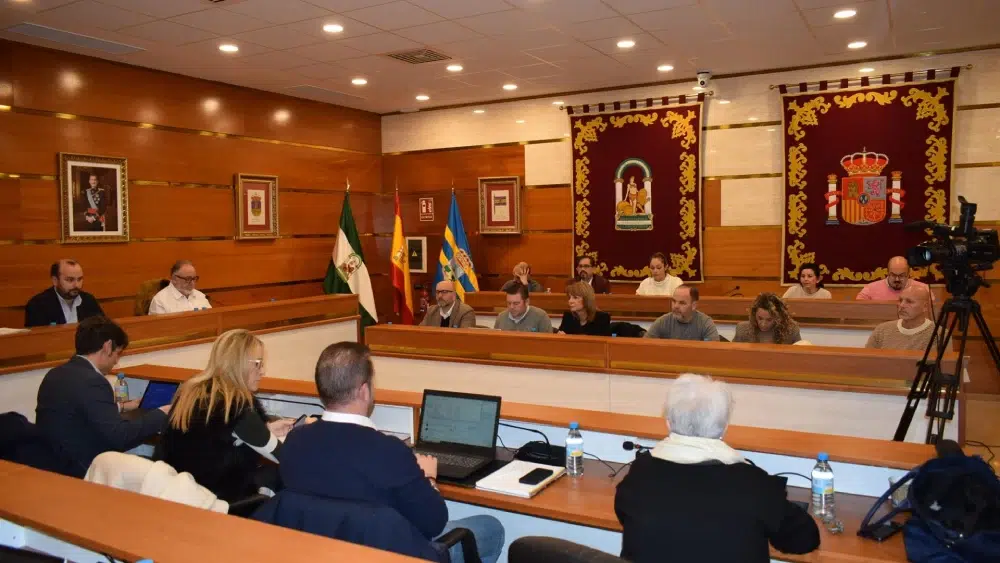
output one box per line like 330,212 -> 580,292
847,40 -> 867,49
415,94 -> 429,101
552,101 -> 564,105
446,64 -> 463,72
617,39 -> 635,49
657,64 -> 674,72
516,120 -> 525,124
834,9 -> 857,19
219,44 -> 239,53
502,83 -> 518,91
718,99 -> 731,104
859,67 -> 875,73
473,109 -> 485,114
323,23 -> 344,33
748,116 -> 759,121
351,77 -> 367,85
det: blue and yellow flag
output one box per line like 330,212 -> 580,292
434,192 -> 479,301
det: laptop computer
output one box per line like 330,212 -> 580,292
413,390 -> 502,481
138,380 -> 180,411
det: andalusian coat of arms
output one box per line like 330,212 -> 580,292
614,158 -> 653,231
825,149 -> 904,226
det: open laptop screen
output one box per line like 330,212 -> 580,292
419,391 -> 500,449
139,381 -> 179,410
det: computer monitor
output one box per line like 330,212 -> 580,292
139,381 -> 179,410
417,390 -> 501,451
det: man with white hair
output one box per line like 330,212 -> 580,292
614,374 -> 819,563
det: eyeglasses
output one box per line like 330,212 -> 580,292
174,275 -> 200,283
436,289 -> 455,295
578,264 -> 593,269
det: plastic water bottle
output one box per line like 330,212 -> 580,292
565,422 -> 584,477
114,373 -> 129,408
811,452 -> 836,520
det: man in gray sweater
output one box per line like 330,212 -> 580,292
493,282 -> 553,333
644,286 -> 719,341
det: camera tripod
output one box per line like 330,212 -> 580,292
894,293 -> 1000,444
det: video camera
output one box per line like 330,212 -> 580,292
906,197 -> 999,298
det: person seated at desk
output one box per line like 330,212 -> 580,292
856,256 -> 928,300
155,329 -> 292,501
148,260 -> 211,315
636,252 -> 683,297
866,284 -> 935,351
494,282 -> 553,333
501,261 -> 544,293
575,255 -> 610,294
419,280 -> 476,328
781,262 -> 831,300
733,293 -> 801,344
35,316 -> 168,477
615,374 -> 820,563
644,286 -> 719,342
558,281 -> 611,336
279,341 -> 505,563
24,259 -> 104,327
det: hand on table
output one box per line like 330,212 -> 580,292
415,453 -> 438,480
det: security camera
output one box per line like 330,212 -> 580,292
696,70 -> 712,88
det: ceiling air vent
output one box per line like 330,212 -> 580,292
385,48 -> 450,65
6,23 -> 144,55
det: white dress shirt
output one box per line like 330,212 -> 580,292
147,283 -> 212,315
321,411 -> 377,430
57,291 -> 83,324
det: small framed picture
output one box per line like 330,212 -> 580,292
406,236 -> 427,273
59,153 -> 129,243
478,176 -> 522,235
235,173 -> 279,239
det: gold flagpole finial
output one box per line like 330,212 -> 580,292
451,178 -> 455,193
395,177 -> 399,192
345,177 -> 350,192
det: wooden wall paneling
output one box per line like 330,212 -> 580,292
205,282 -> 325,309
703,179 -> 722,228
384,145 -> 525,192
280,191 -> 343,236
130,185 -> 236,239
18,179 -> 59,240
522,187 -> 572,231
484,232 -> 573,277
0,113 -> 382,192
703,226 -> 782,278
0,41 -> 12,108
5,41 -> 381,154
0,179 -> 20,240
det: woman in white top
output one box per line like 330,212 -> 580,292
636,252 -> 684,296
782,263 -> 832,299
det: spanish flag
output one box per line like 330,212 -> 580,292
390,191 -> 414,324
434,192 -> 479,301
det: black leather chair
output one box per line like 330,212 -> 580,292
0,412 -> 75,476
509,537 -> 625,563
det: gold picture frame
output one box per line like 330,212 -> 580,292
235,173 -> 279,240
478,176 -> 522,235
58,152 -> 129,243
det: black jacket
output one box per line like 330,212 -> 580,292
24,287 -> 104,328
558,311 -> 612,336
615,453 -> 820,563
35,356 -> 167,477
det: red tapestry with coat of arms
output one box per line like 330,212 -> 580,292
781,77 -> 956,286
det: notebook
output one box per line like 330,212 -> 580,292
475,460 -> 565,499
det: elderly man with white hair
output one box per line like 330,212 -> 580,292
614,374 -> 820,563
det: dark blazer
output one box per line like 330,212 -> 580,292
574,275 -> 611,294
24,287 -> 104,328
558,311 -> 612,336
615,453 -> 820,563
35,356 -> 168,477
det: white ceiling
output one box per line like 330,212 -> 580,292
1,0 -> 998,114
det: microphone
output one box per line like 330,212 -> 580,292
723,285 -> 741,297
622,440 -> 650,452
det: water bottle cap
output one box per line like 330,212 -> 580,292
531,328 -> 537,332
817,452 -> 829,461
569,421 -> 579,430
117,373 -> 125,379
611,333 -> 617,337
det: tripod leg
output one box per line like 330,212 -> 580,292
895,306 -> 956,441
927,308 -> 971,444
971,309 -> 1000,375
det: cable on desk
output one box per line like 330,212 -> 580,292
583,451 -> 621,478
774,472 -> 812,485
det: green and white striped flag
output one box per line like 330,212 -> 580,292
324,192 -> 377,329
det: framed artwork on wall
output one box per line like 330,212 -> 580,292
235,173 -> 279,240
58,153 -> 129,243
478,176 -> 522,235
406,236 -> 427,273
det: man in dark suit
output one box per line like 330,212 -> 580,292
279,342 -> 505,563
76,173 -> 109,232
35,316 -> 169,477
575,255 -> 611,294
24,260 -> 104,327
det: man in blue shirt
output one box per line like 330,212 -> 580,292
279,342 -> 505,563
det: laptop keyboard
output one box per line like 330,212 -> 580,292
417,451 -> 486,468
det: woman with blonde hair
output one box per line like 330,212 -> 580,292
155,329 -> 294,501
733,293 -> 801,344
558,281 -> 612,336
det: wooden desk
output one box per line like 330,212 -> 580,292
124,364 -> 920,563
0,294 -> 359,376
0,461 -> 413,563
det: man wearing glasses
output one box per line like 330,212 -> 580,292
856,256 -> 929,300
148,260 -> 212,315
419,280 -> 476,328
574,255 -> 610,294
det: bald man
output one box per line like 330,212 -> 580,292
856,256 -> 929,300
419,280 -> 476,328
865,284 -> 935,351
24,260 -> 104,327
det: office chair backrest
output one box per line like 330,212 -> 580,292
136,278 -> 169,315
0,412 -> 74,475
509,537 -> 626,563
252,491 -> 443,562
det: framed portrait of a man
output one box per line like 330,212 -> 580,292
58,153 -> 129,243
235,173 -> 279,239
